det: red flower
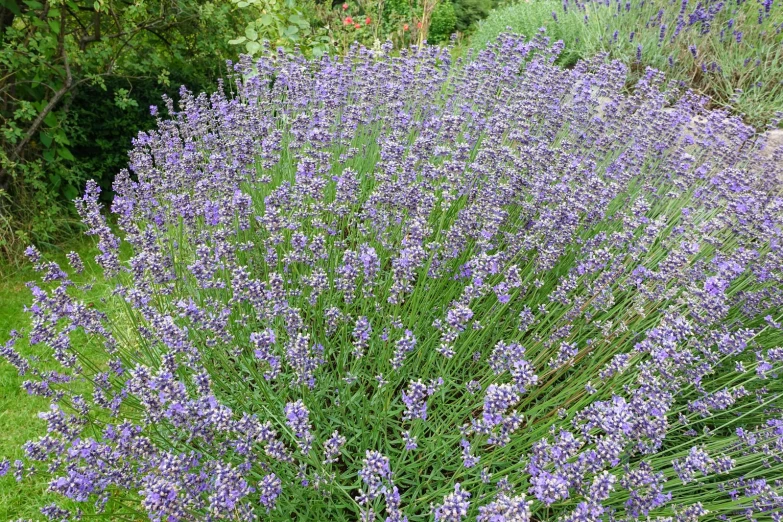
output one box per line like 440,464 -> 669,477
342,2 -> 348,9
417,22 -> 422,29
344,16 -> 353,25
403,23 -> 409,31
365,16 -> 371,25
354,23 -> 361,29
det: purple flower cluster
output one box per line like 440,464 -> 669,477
391,329 -> 417,370
527,0 -> 783,125
2,31 -> 783,522
284,400 -> 314,455
251,329 -> 280,380
322,430 -> 346,465
401,378 -> 442,421
434,483 -> 471,522
358,450 -> 406,521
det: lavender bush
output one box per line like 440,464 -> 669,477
472,0 -> 783,127
3,34 -> 783,521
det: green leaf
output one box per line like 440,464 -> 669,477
48,19 -> 61,34
0,1 -> 22,17
245,26 -> 258,41
23,0 -> 43,8
285,25 -> 299,36
54,129 -> 69,145
245,40 -> 261,54
290,14 -> 309,28
50,173 -> 61,188
237,0 -> 249,6
63,185 -> 78,201
39,132 -> 52,148
259,14 -> 273,26
57,147 -> 75,161
228,36 -> 247,45
47,8 -> 59,18
43,111 -> 58,127
42,150 -> 55,163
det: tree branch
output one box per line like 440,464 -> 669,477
144,27 -> 173,47
12,48 -> 72,159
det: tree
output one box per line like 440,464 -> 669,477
0,0 -> 249,258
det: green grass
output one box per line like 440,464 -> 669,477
0,239 -> 108,521
0,275 -> 55,521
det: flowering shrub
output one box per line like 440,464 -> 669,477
3,34 -> 783,521
472,0 -> 783,127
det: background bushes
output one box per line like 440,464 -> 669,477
429,0 -> 458,43
0,0 -> 251,261
69,74 -> 216,205
453,0 -> 494,32
471,0 -> 783,126
471,0 -> 585,65
0,0 -> 501,263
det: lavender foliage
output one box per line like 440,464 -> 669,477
3,33 -> 783,521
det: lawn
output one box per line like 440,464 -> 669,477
0,239 -> 107,520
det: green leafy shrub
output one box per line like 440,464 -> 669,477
429,0 -> 458,42
228,0 -> 332,58
453,0 -> 494,32
0,0 -> 252,261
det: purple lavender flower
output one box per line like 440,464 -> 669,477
66,251 -> 84,274
548,342 -> 578,369
285,400 -> 314,455
482,384 -> 520,428
402,430 -> 418,450
259,473 -> 282,512
24,245 -> 41,263
358,450 -> 394,505
251,329 -> 280,381
402,380 -> 433,421
323,431 -> 347,465
209,463 -> 253,515
530,470 -> 569,505
352,316 -> 372,358
621,462 -> 671,517
391,330 -> 417,370
477,492 -> 532,521
285,333 -> 324,388
460,438 -> 480,468
434,483 -> 471,522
